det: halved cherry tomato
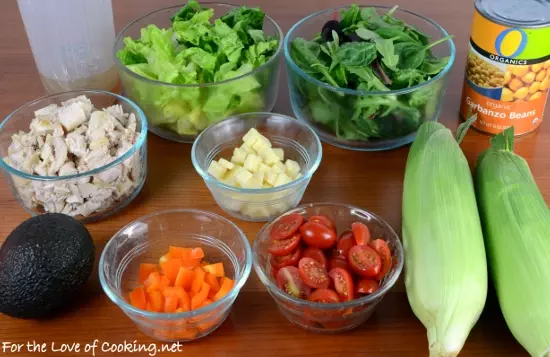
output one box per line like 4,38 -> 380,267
328,268 -> 354,301
298,257 -> 330,289
348,245 -> 381,278
356,279 -> 379,295
268,233 -> 301,257
270,245 -> 302,270
276,266 -> 311,299
369,239 -> 392,281
309,215 -> 336,230
329,256 -> 350,271
352,222 -> 371,245
271,214 -> 304,240
336,231 -> 355,258
302,246 -> 328,270
308,288 -> 340,303
300,221 -> 337,249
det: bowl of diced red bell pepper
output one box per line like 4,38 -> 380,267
99,209 -> 252,342
252,202 -> 404,333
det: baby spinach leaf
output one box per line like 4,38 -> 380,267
290,37 -> 321,68
420,56 -> 450,75
375,38 -> 399,69
360,7 -> 392,30
355,28 -> 381,41
375,27 -> 418,43
336,42 -> 377,67
340,4 -> 361,29
395,35 -> 452,69
407,26 -> 430,45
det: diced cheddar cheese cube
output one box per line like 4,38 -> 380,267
252,135 -> 272,153
243,154 -> 262,173
231,148 -> 247,165
240,144 -> 256,154
258,148 -> 280,166
218,158 -> 234,170
257,163 -> 270,176
242,128 -> 262,146
272,148 -> 284,162
241,204 -> 270,219
274,173 -> 292,187
243,172 -> 264,189
285,159 -> 301,178
235,169 -> 253,187
207,161 -> 227,180
266,171 -> 279,186
274,161 -> 286,172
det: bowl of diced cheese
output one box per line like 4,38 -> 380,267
191,113 -> 322,222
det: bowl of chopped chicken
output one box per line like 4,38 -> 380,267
0,90 -> 148,222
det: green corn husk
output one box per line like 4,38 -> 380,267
476,127 -> 550,357
403,121 -> 488,357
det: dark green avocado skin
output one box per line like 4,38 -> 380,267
0,213 -> 95,319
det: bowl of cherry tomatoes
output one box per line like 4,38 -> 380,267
252,202 -> 404,333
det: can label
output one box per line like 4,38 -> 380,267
460,9 -> 550,135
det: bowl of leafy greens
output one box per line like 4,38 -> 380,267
285,5 -> 455,151
115,1 -> 283,143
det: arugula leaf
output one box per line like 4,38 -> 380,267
374,38 -> 398,69
336,42 -> 377,67
391,68 -> 425,87
346,67 -> 389,91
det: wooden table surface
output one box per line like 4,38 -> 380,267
0,0 -> 545,356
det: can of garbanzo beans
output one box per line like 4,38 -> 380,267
460,0 -> 550,135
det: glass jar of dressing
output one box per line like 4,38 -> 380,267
17,0 -> 120,94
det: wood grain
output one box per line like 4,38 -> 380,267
0,0 -> 545,355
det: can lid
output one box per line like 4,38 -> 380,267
476,0 -> 550,28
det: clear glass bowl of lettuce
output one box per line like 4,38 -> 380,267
285,5 -> 455,151
115,1 -> 283,143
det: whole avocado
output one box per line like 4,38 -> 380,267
0,213 -> 95,319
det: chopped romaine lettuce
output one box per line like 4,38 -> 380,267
117,1 -> 279,137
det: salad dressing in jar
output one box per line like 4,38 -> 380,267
17,0 -> 120,94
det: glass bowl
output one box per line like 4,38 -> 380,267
0,90 -> 147,222
285,5 -> 456,151
115,3 -> 283,143
99,209 -> 252,342
191,113 -> 322,222
253,203 -> 404,333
